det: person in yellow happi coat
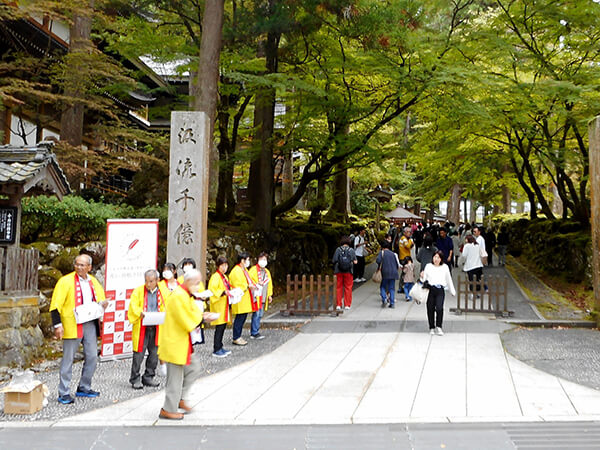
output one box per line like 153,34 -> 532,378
177,258 -> 197,284
248,252 -> 274,340
159,262 -> 180,298
208,256 -> 232,357
229,252 -> 256,346
50,254 -> 107,404
158,269 -> 215,420
128,270 -> 165,390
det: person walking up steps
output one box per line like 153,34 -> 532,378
376,241 -> 400,308
421,251 -> 455,336
353,227 -> 367,282
333,236 -> 357,310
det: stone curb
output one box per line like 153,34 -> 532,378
504,319 -> 596,329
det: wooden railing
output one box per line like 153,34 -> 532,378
283,274 -> 341,316
0,247 -> 39,295
450,274 -> 512,317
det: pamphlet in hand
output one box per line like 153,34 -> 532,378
190,327 -> 204,344
228,287 -> 244,305
193,289 -> 214,299
74,302 -> 105,324
142,311 -> 166,326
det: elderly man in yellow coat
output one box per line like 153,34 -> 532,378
128,270 -> 165,390
248,252 -> 274,340
158,268 -> 216,420
229,252 -> 256,346
50,254 -> 107,405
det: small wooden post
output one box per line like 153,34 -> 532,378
293,274 -> 299,312
286,274 -> 291,312
589,117 -> 600,327
324,275 -> 330,310
317,275 -> 322,311
301,275 -> 306,311
309,275 -> 314,311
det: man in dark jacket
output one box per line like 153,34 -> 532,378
376,241 -> 400,308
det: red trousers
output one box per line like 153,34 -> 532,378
336,272 -> 353,308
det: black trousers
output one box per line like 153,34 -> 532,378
213,323 -> 226,352
355,256 -> 366,279
129,325 -> 158,384
426,286 -> 445,329
467,267 -> 483,292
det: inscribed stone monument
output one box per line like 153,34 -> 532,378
167,112 -> 210,277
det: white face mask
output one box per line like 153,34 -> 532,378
258,259 -> 268,268
244,260 -> 250,268
162,270 -> 173,280
183,265 -> 193,274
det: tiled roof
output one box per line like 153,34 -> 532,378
0,142 -> 71,196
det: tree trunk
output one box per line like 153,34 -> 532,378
463,198 -> 468,223
251,8 -> 279,232
309,177 -> 327,223
326,163 -> 351,222
502,186 -> 511,214
60,1 -> 93,146
191,0 -> 225,205
282,148 -> 294,203
470,199 -> 477,223
446,183 -> 461,225
426,203 -> 435,224
216,107 -> 234,220
587,117 -> 600,325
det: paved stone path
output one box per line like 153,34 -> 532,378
0,328 -> 297,422
5,267 -> 598,428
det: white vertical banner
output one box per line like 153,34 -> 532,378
102,219 -> 159,360
167,111 -> 210,275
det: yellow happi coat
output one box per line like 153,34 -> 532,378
229,264 -> 254,315
127,284 -> 165,352
207,272 -> 231,326
248,265 -> 274,312
50,272 -> 106,339
158,285 -> 203,365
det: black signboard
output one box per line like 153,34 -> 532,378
0,207 -> 17,244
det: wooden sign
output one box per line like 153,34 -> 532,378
0,207 -> 17,244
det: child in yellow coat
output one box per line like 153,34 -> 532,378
248,252 -> 273,339
208,256 -> 232,357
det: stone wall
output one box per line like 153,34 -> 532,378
0,295 -> 44,367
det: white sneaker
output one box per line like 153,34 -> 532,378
336,306 -> 342,311
430,328 -> 435,335
360,278 -> 367,282
344,306 -> 350,310
435,327 -> 444,336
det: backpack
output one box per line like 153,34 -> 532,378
337,247 -> 353,272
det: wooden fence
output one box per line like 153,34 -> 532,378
282,274 -> 341,316
450,274 -> 512,317
0,247 -> 39,295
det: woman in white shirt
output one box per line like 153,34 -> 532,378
461,234 -> 484,297
421,251 -> 455,336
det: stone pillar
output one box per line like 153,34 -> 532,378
588,117 -> 600,326
167,112 -> 210,278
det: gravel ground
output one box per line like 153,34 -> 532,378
501,327 -> 600,391
0,327 -> 298,422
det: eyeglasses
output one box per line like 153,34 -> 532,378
74,264 -> 90,268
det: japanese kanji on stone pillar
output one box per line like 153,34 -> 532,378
167,111 -> 210,277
